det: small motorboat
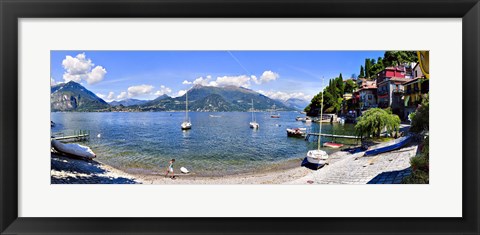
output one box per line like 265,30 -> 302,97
295,116 -> 305,121
209,115 -> 221,118
302,117 -> 312,123
323,142 -> 344,148
286,128 -> 306,138
364,136 -> 411,156
51,139 -> 96,159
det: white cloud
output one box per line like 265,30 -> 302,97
61,53 -> 107,84
154,85 -> 172,96
117,91 -> 128,100
127,84 -> 154,98
252,70 -> 279,84
96,93 -> 106,99
176,90 -> 187,97
258,90 -> 312,101
184,71 -> 279,88
86,66 -> 107,84
107,91 -> 115,100
51,77 -> 57,86
214,75 -> 252,87
96,91 -> 116,102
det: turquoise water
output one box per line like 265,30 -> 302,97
51,112 -> 357,176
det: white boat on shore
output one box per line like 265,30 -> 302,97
51,139 -> 96,159
305,77 -> 329,168
306,149 -> 328,165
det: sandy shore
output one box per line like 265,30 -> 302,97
51,143 -> 417,184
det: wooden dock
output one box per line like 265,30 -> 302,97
52,130 -> 90,142
305,133 -> 361,142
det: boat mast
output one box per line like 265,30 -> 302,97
251,99 -> 254,122
185,91 -> 188,121
318,77 -> 324,151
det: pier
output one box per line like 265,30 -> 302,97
52,130 -> 90,142
305,133 -> 361,142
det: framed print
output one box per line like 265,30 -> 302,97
1,0 -> 479,234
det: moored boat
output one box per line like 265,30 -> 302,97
286,128 -> 306,137
249,99 -> 259,129
270,104 -> 280,118
51,139 -> 96,159
295,116 -> 305,121
363,136 -> 411,156
302,117 -> 312,123
181,91 -> 192,130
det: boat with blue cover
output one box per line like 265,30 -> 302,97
363,136 -> 411,156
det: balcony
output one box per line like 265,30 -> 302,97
392,88 -> 404,94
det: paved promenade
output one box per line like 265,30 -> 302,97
288,145 -> 417,184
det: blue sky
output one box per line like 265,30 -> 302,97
50,51 -> 385,102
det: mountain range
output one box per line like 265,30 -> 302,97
51,81 -> 109,111
51,81 -> 305,112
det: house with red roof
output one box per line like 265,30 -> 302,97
376,66 -> 412,118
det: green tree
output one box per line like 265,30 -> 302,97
355,108 -> 401,138
344,79 -> 357,93
383,51 -> 418,67
365,59 -> 372,78
359,66 -> 365,78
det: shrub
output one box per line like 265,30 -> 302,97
410,94 -> 429,133
402,170 -> 429,184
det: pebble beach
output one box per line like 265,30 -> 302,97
51,143 -> 417,185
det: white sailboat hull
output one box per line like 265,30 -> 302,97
249,122 -> 259,129
306,149 -> 328,165
51,139 -> 96,159
181,121 -> 192,130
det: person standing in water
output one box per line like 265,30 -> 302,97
165,159 -> 175,179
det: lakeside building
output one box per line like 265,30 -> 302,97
403,63 -> 429,120
357,79 -> 378,110
376,67 -> 412,117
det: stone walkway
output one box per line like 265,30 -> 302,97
288,145 -> 417,184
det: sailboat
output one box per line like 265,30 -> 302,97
181,91 -> 192,130
249,99 -> 259,129
306,78 -> 328,168
270,104 -> 280,118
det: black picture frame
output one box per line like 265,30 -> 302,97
1,0 -> 479,234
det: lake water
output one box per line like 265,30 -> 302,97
51,112 -> 357,176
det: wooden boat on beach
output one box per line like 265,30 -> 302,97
323,142 -> 344,148
51,139 -> 96,159
363,136 -> 411,156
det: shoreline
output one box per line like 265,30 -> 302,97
51,143 -> 418,184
